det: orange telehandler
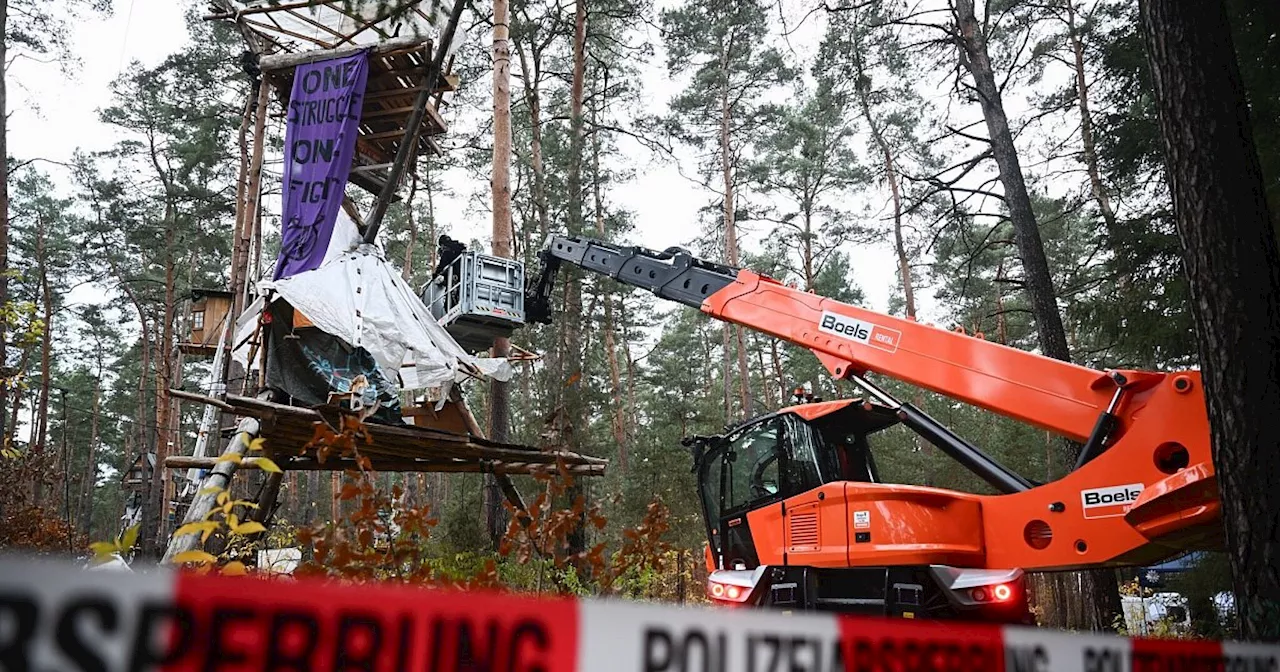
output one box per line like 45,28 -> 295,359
524,234 -> 1221,622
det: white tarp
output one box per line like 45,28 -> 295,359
262,240 -> 513,391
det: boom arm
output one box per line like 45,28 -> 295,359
528,235 -> 1220,569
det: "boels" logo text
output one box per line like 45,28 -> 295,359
818,311 -> 901,353
1080,483 -> 1144,519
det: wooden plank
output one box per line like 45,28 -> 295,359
218,394 -> 606,465
360,108 -> 446,142
423,101 -> 448,135
361,105 -> 418,120
165,455 -> 604,476
351,162 -> 395,174
243,18 -> 334,50
364,86 -> 426,101
169,388 -> 233,412
205,0 -> 335,21
259,36 -> 431,72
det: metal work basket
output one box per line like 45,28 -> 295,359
423,250 -> 525,353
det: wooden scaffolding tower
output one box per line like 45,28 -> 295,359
162,1 -> 602,563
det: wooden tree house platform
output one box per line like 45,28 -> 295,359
166,390 -> 605,477
209,1 -> 461,198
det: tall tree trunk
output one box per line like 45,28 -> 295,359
303,471 -> 317,526
770,339 -> 788,403
955,0 -> 1070,362
564,0 -> 590,562
80,370 -> 101,537
619,298 -> 639,438
144,203 -> 178,557
954,0 -> 1119,630
0,0 -> 10,447
515,41 -> 550,242
35,215 -> 51,459
99,230 -> 152,484
1063,0 -> 1118,232
801,212 -> 815,289
717,44 -> 752,420
755,339 -> 777,409
591,78 -> 627,468
426,164 -> 437,270
886,147 -> 916,319
402,169 -> 419,281
568,0 -> 587,234
1141,0 -> 1280,641
822,17 -> 918,320
486,0 -> 515,550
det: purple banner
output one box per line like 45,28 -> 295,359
274,51 -> 369,279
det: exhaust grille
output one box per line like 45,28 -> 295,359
789,511 -> 820,551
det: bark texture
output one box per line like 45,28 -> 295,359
1140,0 -> 1280,641
487,0 -> 515,550
718,35 -> 753,420
0,0 -> 9,445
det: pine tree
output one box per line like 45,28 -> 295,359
661,0 -> 793,424
1141,0 -> 1280,641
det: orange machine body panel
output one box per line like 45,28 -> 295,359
700,270 -> 1218,572
747,483 -> 851,568
745,482 -> 987,569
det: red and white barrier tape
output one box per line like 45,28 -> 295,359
0,557 -> 1275,671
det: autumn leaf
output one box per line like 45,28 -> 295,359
248,456 -> 282,474
172,550 -> 217,565
88,541 -> 117,558
231,521 -> 266,536
248,437 -> 267,453
216,452 -> 242,465
173,521 -> 219,539
119,524 -> 140,551
220,561 -> 248,576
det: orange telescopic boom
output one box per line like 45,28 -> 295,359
526,235 -> 1220,578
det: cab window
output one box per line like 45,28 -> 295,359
780,416 -> 829,494
723,418 -> 783,511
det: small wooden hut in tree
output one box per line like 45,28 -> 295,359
181,289 -> 234,357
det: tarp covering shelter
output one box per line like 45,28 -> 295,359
235,210 -> 512,412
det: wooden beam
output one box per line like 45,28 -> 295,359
424,102 -> 448,136
259,36 -> 431,72
361,105 -> 418,120
197,392 -> 608,467
243,18 -> 334,50
364,86 -> 425,100
360,123 -> 444,142
350,162 -> 395,174
361,0 -> 466,244
205,0 -> 335,21
161,417 -> 260,564
164,455 -> 605,476
168,388 -> 233,412
447,388 -> 530,515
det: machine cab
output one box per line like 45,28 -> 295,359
689,399 -> 900,570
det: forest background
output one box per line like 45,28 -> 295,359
0,0 -> 1274,638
